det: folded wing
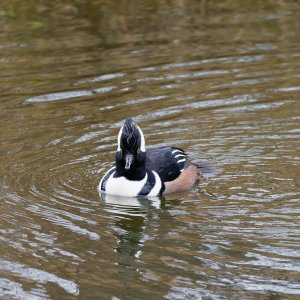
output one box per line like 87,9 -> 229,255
146,146 -> 188,182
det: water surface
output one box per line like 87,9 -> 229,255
1,1 -> 300,299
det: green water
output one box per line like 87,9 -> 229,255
0,1 -> 300,299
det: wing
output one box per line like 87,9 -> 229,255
146,146 -> 188,182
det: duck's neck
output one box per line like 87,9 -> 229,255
115,164 -> 146,181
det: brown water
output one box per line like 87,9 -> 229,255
1,1 -> 300,299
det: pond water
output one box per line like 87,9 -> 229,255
1,1 -> 300,299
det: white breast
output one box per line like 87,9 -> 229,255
148,171 -> 162,197
105,172 -> 148,197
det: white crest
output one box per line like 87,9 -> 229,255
136,124 -> 146,152
117,125 -> 123,152
116,122 -> 146,152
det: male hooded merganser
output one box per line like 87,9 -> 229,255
99,119 -> 200,197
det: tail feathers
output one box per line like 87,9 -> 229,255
196,161 -> 219,177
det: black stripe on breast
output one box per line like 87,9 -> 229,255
101,167 -> 115,191
159,182 -> 165,195
139,171 -> 156,196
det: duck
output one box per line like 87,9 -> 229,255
99,119 -> 200,197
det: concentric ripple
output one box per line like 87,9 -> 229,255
1,1 -> 300,299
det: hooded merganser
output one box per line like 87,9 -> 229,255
99,119 -> 200,197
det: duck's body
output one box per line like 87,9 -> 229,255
99,119 -> 200,197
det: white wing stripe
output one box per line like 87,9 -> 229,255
177,158 -> 186,163
172,149 -> 183,155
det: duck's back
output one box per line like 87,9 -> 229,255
146,146 -> 190,182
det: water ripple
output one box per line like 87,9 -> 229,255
24,86 -> 116,103
0,259 -> 79,295
1,3 -> 300,298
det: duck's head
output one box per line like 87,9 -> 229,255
116,119 -> 146,172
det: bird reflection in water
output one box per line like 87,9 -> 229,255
100,193 -> 164,266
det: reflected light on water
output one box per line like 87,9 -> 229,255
0,0 -> 300,299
